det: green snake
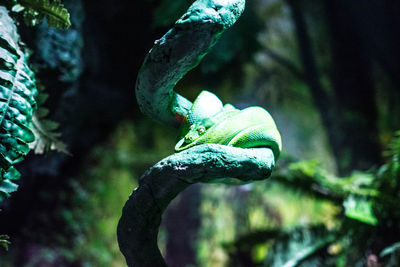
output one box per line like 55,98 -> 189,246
175,91 -> 282,160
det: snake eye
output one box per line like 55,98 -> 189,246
197,126 -> 206,135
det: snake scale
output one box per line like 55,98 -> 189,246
175,90 -> 282,160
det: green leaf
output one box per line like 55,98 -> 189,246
0,234 -> 11,251
29,115 -> 68,154
380,242 -> 400,258
288,158 -> 320,177
343,195 -> 378,226
11,4 -> 25,13
0,179 -> 19,201
18,0 -> 71,29
40,119 -> 59,131
35,91 -> 48,106
0,6 -> 39,200
34,107 -> 49,118
3,166 -> 21,180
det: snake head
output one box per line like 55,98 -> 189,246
184,125 -> 206,143
175,91 -> 224,151
176,118 -> 215,150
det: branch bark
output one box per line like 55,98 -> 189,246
135,0 -> 245,127
117,144 -> 274,267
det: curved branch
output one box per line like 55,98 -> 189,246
117,144 -> 274,267
135,0 -> 245,127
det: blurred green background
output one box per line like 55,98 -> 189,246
1,0 -> 400,266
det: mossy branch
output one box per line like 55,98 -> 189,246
135,0 -> 245,126
117,144 -> 274,267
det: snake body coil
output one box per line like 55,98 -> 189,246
175,91 -> 282,160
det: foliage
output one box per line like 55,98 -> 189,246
7,0 -> 71,29
342,195 -> 377,226
277,159 -> 379,202
29,82 -> 68,154
0,6 -> 38,200
0,6 -> 67,201
224,131 -> 400,266
380,242 -> 400,267
0,234 -> 10,250
264,225 -> 335,267
198,179 -> 338,266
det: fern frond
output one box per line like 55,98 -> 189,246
29,115 -> 68,154
12,0 -> 71,29
0,6 -> 38,200
27,80 -> 68,154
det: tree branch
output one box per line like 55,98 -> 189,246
117,144 -> 274,267
135,0 -> 246,127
